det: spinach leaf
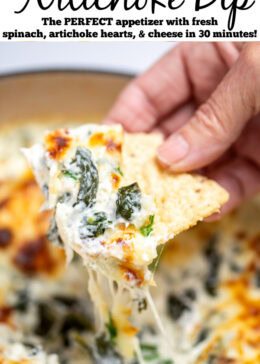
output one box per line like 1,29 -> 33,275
60,312 -> 93,346
94,333 -> 123,364
137,298 -> 147,313
204,235 -> 221,296
13,290 -> 29,312
229,262 -> 242,273
57,192 -> 72,204
34,302 -> 55,337
167,294 -> 190,321
105,312 -> 117,342
183,288 -> 196,301
80,212 -> 112,238
72,147 -> 99,207
53,295 -> 79,308
194,327 -> 210,346
116,183 -> 141,221
22,342 -> 38,351
140,215 -> 155,237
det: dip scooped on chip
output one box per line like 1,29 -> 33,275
23,124 -> 228,287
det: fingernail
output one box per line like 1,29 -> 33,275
158,134 -> 189,167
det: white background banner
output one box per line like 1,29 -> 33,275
0,0 -> 259,41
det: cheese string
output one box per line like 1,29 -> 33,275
87,269 -> 107,332
145,289 -> 174,356
134,338 -> 145,364
145,289 -> 166,337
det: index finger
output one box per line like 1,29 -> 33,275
104,44 -> 191,132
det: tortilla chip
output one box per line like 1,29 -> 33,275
122,133 -> 229,244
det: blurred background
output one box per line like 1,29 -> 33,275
0,42 -> 175,75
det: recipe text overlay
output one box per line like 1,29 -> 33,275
0,0 -> 259,41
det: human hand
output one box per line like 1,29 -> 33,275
104,42 -> 260,219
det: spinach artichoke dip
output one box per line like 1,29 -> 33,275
23,123 -> 228,361
0,123 -> 260,364
0,122 -> 259,364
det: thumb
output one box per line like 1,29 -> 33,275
158,44 -> 260,172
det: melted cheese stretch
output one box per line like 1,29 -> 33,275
23,124 -> 175,360
87,268 -> 145,359
22,123 -> 229,361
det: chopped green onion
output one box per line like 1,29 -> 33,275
105,312 -> 117,342
149,244 -> 164,272
116,166 -> 124,176
140,215 -> 155,237
140,343 -> 174,363
140,343 -> 159,361
62,170 -> 78,180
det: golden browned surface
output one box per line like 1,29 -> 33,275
0,171 -> 65,277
